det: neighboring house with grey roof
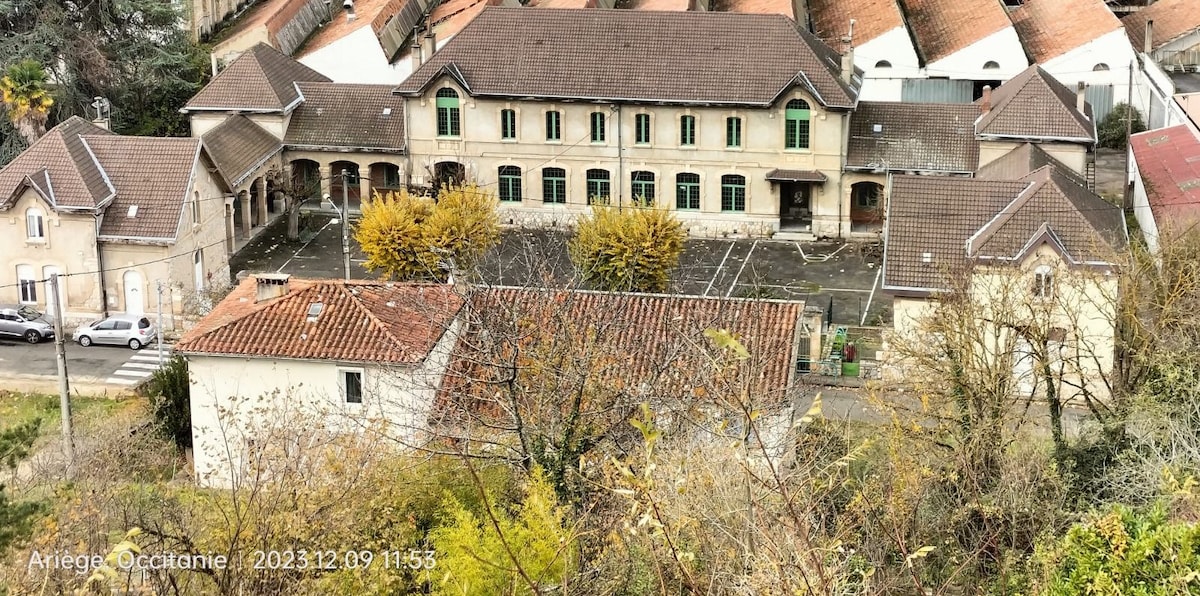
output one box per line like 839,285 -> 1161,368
394,7 -> 864,239
0,117 -> 231,331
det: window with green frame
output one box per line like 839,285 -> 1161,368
498,166 -> 522,202
546,111 -> 561,141
542,167 -> 566,203
785,99 -> 811,149
631,171 -> 655,204
590,112 -> 606,143
726,117 -> 742,147
680,115 -> 696,146
586,169 -> 610,204
720,174 -> 746,212
676,173 -> 700,210
635,113 -> 651,144
436,88 -> 460,137
500,109 -> 516,140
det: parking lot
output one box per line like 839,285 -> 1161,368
231,213 -> 890,326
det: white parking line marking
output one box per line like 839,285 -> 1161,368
123,362 -> 163,370
113,369 -> 153,378
106,377 -> 139,385
703,241 -> 736,297
278,218 -> 337,273
726,240 -> 758,297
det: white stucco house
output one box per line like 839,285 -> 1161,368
807,0 -> 921,101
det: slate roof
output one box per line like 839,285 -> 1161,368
1129,125 -> 1200,229
176,277 -> 465,364
1010,0 -> 1123,64
899,0 -> 1014,64
87,136 -> 203,241
975,143 -> 1086,187
285,83 -> 406,151
976,65 -> 1095,142
846,102 -> 979,172
1122,0 -> 1200,52
394,7 -> 861,108
185,43 -> 331,112
809,0 -> 905,53
437,287 -> 805,404
202,115 -> 283,188
0,117 -> 115,211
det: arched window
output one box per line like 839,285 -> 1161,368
435,88 -> 460,137
785,99 -> 811,150
631,171 -> 655,204
983,61 -> 1000,70
25,208 -> 44,239
676,173 -> 700,210
874,60 -> 892,68
1093,63 -> 1110,71
542,167 -> 566,204
498,166 -> 522,202
1032,265 -> 1054,299
16,264 -> 36,304
586,169 -> 610,205
720,175 -> 746,212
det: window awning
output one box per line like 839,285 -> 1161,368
765,169 -> 827,183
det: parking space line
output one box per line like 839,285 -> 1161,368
703,241 -> 736,297
106,377 -> 138,385
123,362 -> 163,370
725,239 -> 758,297
861,267 -> 883,325
113,369 -> 153,378
277,218 -> 337,273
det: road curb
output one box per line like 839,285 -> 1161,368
0,374 -> 135,397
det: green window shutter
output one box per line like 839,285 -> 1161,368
498,166 -> 522,202
726,117 -> 741,147
591,112 -> 605,142
636,114 -> 650,144
681,115 -> 695,146
721,175 -> 746,212
546,111 -> 561,140
543,168 -> 566,203
676,173 -> 700,209
501,109 -> 516,139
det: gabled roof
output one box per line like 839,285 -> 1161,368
975,142 -> 1086,187
285,83 -> 406,151
1122,0 -> 1200,53
899,0 -> 1014,64
0,117 -> 115,211
394,7 -> 861,108
1130,124 -> 1200,229
809,0 -> 905,53
975,65 -> 1095,142
176,277 -> 465,364
185,43 -> 331,112
201,115 -> 283,188
437,287 -> 805,404
1010,0 -> 1123,64
300,0 -> 395,57
846,102 -> 979,173
87,136 -> 203,242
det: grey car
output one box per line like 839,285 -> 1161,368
73,314 -> 157,350
0,305 -> 55,344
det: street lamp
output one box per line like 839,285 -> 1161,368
324,166 -> 352,281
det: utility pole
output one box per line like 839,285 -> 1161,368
341,168 -> 351,281
615,104 -> 624,212
156,281 -> 165,364
49,274 -> 74,472
1124,60 -> 1135,211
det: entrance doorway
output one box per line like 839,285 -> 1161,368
779,182 -> 813,232
123,270 -> 144,315
434,161 -> 466,191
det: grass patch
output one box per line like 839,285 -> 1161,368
0,390 -> 137,434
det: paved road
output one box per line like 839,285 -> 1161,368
0,336 -> 172,393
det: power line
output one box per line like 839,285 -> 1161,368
0,236 -> 231,293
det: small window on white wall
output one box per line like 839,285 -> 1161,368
192,191 -> 201,224
1032,265 -> 1054,299
25,208 -> 44,240
339,368 -> 363,404
983,61 -> 1000,70
16,265 -> 36,304
1093,63 -> 1110,71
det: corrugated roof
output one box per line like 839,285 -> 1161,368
899,0 -> 1014,64
1122,0 -> 1200,52
394,7 -> 861,108
809,0 -> 904,53
0,117 -> 115,211
1130,124 -> 1200,229
88,136 -> 202,241
846,101 -> 979,172
202,115 -> 283,188
185,43 -> 331,112
976,65 -> 1095,142
286,82 -> 406,150
1010,0 -> 1122,64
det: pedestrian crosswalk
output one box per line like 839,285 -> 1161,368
107,344 -> 173,386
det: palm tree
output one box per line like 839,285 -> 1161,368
0,60 -> 55,145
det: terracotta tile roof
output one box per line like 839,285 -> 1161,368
202,115 -> 283,188
1130,125 -> 1200,229
87,136 -> 202,241
0,117 -> 115,211
534,0 -> 596,7
430,0 -> 500,43
847,102 -> 979,172
624,0 -> 690,10
718,0 -> 793,16
976,65 -> 1095,142
1010,0 -> 1122,63
899,0 -> 1014,64
185,43 -> 331,112
1122,0 -> 1200,52
809,0 -> 904,53
437,287 -> 805,406
177,277 -> 465,364
300,0 -> 392,56
394,7 -> 861,108
976,142 -> 1085,187
285,83 -> 406,150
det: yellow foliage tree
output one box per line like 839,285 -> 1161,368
0,60 -> 54,145
354,185 -> 499,282
569,202 -> 686,292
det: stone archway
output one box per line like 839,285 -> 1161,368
434,161 -> 465,191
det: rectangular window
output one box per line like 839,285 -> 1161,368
586,169 -> 610,205
680,115 -> 696,146
340,369 -> 363,404
721,175 -> 746,212
785,100 -> 812,150
26,211 -> 44,239
676,173 -> 700,210
545,111 -> 561,141
542,167 -> 566,203
631,171 -> 655,204
16,265 -> 35,304
726,117 -> 742,148
590,112 -> 606,143
435,90 -> 461,137
498,166 -> 522,202
500,109 -> 517,140
635,114 -> 651,144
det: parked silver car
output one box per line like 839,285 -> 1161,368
0,305 -> 55,344
73,314 -> 157,350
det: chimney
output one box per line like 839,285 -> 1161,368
1144,20 -> 1153,54
840,19 -> 856,85
1076,81 -> 1087,115
411,40 -> 423,71
343,0 -> 356,21
423,32 -> 436,61
254,273 -> 291,303
980,85 -> 992,115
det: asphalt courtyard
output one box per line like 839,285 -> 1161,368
230,213 -> 890,326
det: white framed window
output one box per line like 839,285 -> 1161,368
192,191 -> 201,225
16,265 -> 36,304
193,250 -> 204,292
1032,265 -> 1054,299
25,208 -> 44,240
339,368 -> 364,404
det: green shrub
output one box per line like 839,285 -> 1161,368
1098,103 -> 1146,149
146,355 -> 191,449
569,202 -> 686,292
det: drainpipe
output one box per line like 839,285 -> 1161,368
615,103 -> 624,211
94,215 -> 110,318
